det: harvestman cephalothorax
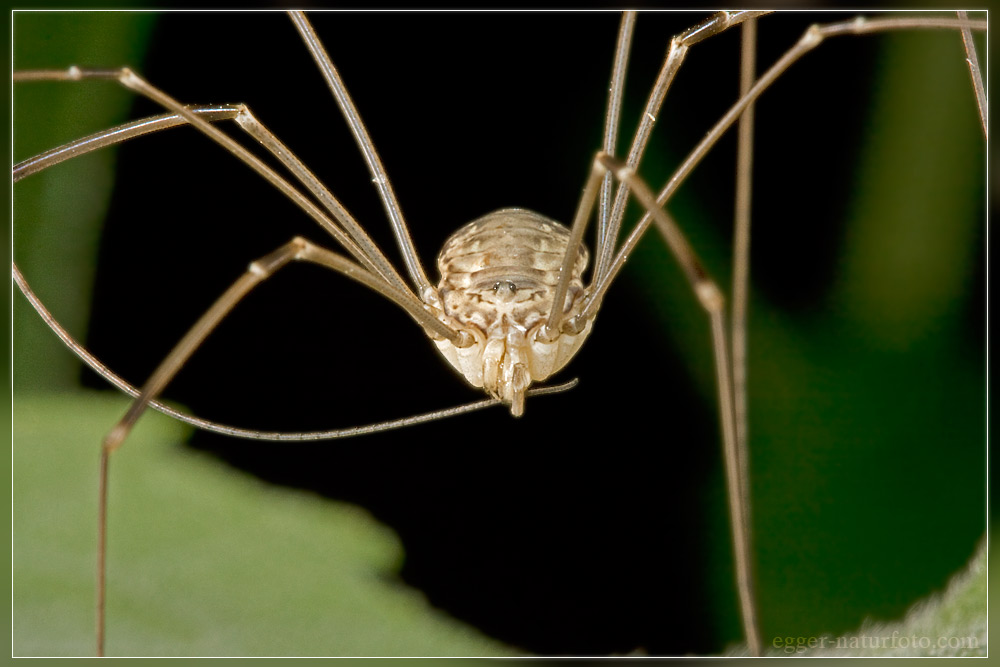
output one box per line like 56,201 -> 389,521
11,10 -> 988,656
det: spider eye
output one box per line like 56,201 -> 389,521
491,280 -> 517,296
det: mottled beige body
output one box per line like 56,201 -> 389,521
429,208 -> 591,415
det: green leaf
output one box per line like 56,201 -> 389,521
766,539 -> 986,657
13,12 -> 157,390
12,392 -> 516,656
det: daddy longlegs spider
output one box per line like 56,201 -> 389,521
12,10 -> 987,657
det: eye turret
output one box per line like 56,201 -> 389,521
492,280 -> 518,300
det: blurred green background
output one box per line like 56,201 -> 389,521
12,11 -> 985,656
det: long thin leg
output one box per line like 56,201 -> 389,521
730,17 -> 757,585
106,236 -> 457,427
12,105 -> 242,181
15,67 -> 416,299
12,67 -> 458,339
594,10 -> 771,283
13,262 -> 572,441
13,75 -> 556,439
563,14 -> 985,654
957,10 -> 987,139
534,146 -> 761,652
596,12 -> 636,258
233,106 -> 406,290
289,11 -> 432,295
555,12 -> 692,325
11,92 -> 407,296
581,14 -> 988,323
94,234 -> 474,654
544,156 -> 606,338
597,153 -> 761,656
95,238 -> 302,655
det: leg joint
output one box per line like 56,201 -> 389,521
248,237 -> 309,277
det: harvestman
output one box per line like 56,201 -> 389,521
12,10 -> 987,656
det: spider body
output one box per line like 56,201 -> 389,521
433,208 -> 591,414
